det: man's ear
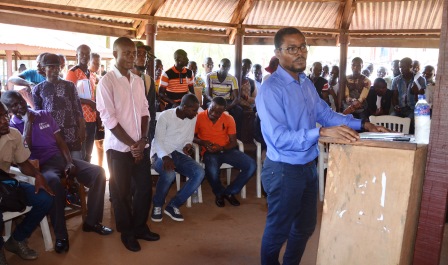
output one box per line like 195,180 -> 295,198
113,51 -> 118,60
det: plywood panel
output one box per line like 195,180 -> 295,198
317,144 -> 427,265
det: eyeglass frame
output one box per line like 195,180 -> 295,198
277,43 -> 310,55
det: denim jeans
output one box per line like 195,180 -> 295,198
153,151 -> 204,208
203,149 -> 256,197
260,158 -> 318,265
81,122 -> 96,162
0,182 -> 53,248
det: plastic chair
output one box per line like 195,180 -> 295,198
369,115 -> 411,134
194,140 -> 247,199
253,138 -> 263,198
7,167 -> 53,251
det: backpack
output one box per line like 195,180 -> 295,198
0,169 -> 27,212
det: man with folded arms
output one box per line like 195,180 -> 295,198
2,91 -> 112,254
194,96 -> 256,207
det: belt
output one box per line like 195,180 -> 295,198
303,160 -> 315,167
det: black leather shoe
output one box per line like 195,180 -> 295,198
54,238 -> 69,253
215,195 -> 225,207
135,231 -> 160,241
224,194 -> 240,206
121,235 -> 141,252
83,222 -> 113,235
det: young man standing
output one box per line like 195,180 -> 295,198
343,57 -> 371,119
256,27 -> 387,265
97,37 -> 159,252
66,45 -> 97,162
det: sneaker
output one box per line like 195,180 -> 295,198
164,205 -> 184,222
0,247 -> 8,265
151,206 -> 163,222
4,237 -> 38,260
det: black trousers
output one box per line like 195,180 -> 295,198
107,148 -> 152,237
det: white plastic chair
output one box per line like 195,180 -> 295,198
194,140 -> 247,199
253,138 -> 263,198
318,142 -> 330,202
369,115 -> 411,134
6,167 -> 53,251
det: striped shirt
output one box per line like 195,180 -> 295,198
206,72 -> 238,100
159,66 -> 194,102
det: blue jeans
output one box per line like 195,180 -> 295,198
153,151 -> 204,208
203,149 -> 256,197
260,158 -> 318,265
0,182 -> 53,248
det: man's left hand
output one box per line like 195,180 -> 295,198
34,174 -> 54,196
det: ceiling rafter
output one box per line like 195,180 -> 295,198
135,0 -> 167,39
227,0 -> 256,44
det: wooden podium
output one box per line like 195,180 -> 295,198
316,138 -> 428,265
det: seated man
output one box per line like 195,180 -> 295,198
0,101 -> 53,263
1,91 -> 112,254
194,97 -> 256,207
365,78 -> 393,118
150,94 -> 204,222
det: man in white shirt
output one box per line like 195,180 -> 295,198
150,94 -> 204,222
96,37 -> 159,252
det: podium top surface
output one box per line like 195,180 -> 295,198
319,137 -> 428,150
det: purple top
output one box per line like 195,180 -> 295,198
10,109 -> 61,165
32,79 -> 83,151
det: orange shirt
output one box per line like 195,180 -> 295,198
66,67 -> 97,122
195,110 -> 236,155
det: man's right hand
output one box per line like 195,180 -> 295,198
319,125 -> 360,143
162,156 -> 175,171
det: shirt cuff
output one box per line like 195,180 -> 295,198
347,119 -> 362,131
308,127 -> 321,142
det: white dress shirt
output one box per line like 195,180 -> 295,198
150,108 -> 196,159
96,66 -> 149,152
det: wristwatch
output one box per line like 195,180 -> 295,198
140,136 -> 149,143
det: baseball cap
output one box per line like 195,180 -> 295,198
265,56 -> 279,74
41,53 -> 61,67
134,41 -> 156,58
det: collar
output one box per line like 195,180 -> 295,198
171,66 -> 187,74
276,65 -> 307,85
112,65 -> 137,79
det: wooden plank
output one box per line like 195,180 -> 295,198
0,12 -> 134,38
319,137 -> 419,150
227,0 -> 256,44
349,37 -> 440,48
156,32 -> 229,44
317,144 -> 428,264
349,29 -> 441,35
135,0 -> 167,39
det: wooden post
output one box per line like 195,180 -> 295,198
6,50 -> 13,90
234,26 -> 244,87
338,32 -> 349,112
146,21 -> 157,79
413,0 -> 448,263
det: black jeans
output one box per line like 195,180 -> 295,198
107,149 -> 152,237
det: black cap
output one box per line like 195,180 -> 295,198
134,41 -> 156,58
41,53 -> 61,67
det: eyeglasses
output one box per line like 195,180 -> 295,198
277,43 -> 309,55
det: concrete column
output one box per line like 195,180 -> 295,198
6,50 -> 13,90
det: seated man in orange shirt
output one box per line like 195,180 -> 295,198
194,97 -> 256,207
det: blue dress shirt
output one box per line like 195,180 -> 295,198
255,65 -> 362,165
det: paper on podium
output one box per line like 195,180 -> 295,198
359,132 -> 407,140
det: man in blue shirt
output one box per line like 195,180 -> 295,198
255,27 -> 387,265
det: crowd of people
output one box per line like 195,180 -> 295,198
0,27 -> 435,264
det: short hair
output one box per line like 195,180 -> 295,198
352,57 -> 363,64
174,49 -> 187,57
203,57 -> 213,64
188,61 -> 197,66
180,94 -> 199,107
76,44 -> 91,53
400,57 -> 412,65
253,64 -> 262,70
0,101 -> 7,113
242,58 -> 252,65
91,53 -> 101,60
113,37 -> 135,51
1,90 -> 21,107
211,96 -> 226,107
36,52 -> 49,64
274,27 -> 303,49
312,62 -> 322,68
423,65 -> 435,72
373,78 -> 387,87
220,58 -> 230,65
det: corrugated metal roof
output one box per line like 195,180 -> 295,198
244,1 -> 340,29
351,0 -> 443,31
